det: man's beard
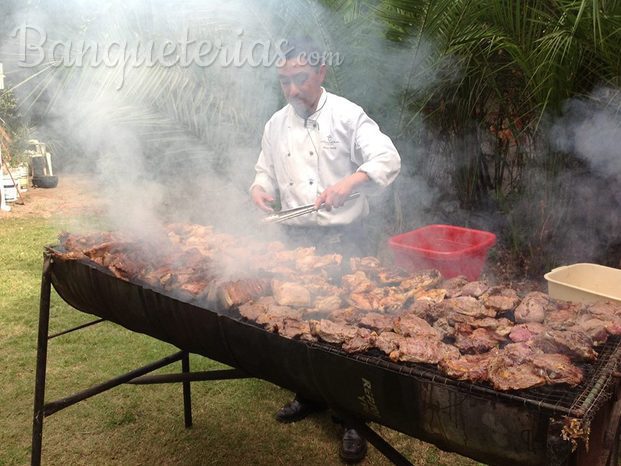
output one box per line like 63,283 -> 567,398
290,98 -> 312,118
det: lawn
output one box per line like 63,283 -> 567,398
0,216 -> 481,465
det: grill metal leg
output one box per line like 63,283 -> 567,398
334,411 -> 413,466
182,352 -> 192,428
31,254 -> 52,466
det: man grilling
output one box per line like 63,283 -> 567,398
250,37 -> 401,463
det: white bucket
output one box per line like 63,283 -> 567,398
3,176 -> 17,202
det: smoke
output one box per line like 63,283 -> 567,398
0,0 -> 461,279
552,86 -> 621,184
542,86 -> 621,265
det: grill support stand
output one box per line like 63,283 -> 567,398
30,254 -> 250,466
32,251 -> 621,466
334,411 -> 413,466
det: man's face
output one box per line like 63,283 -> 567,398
278,56 -> 326,117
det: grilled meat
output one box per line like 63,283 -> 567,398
481,286 -> 520,312
237,299 -> 270,321
278,318 -> 316,341
406,300 -> 436,320
441,275 -> 469,298
533,329 -> 597,361
572,316 -> 609,345
514,292 -> 552,324
313,295 -> 344,312
530,353 -> 583,386
390,337 -> 460,364
413,288 -> 447,303
393,313 -> 439,338
341,271 -> 375,293
487,343 -> 546,391
309,319 -> 358,345
328,307 -> 361,324
349,256 -> 382,273
439,351 -> 496,383
271,280 -> 311,307
433,317 -> 454,339
437,296 -> 497,319
58,226 -> 609,392
218,279 -> 271,308
374,331 -> 405,355
509,323 -> 545,342
454,327 -> 503,354
399,269 -> 442,292
460,281 -> 490,298
342,328 -> 377,353
359,312 -> 396,333
544,308 -> 579,330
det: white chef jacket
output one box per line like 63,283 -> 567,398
251,89 -> 401,226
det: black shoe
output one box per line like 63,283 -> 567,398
275,398 -> 323,423
340,428 -> 367,463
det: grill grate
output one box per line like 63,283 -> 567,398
50,247 -> 621,422
308,336 -> 621,420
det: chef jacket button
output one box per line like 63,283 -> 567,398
289,182 -> 293,186
287,152 -> 291,157
309,151 -> 314,156
309,180 -> 314,185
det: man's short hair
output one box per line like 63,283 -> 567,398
282,36 -> 325,68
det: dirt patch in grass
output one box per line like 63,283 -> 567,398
0,173 -> 106,219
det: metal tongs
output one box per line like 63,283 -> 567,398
262,192 -> 361,224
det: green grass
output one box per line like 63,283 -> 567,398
0,217 -> 481,466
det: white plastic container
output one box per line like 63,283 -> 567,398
545,263 -> 621,304
2,176 -> 17,202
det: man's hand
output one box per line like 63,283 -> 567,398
315,172 -> 369,210
251,186 -> 275,212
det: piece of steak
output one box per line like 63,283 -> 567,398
439,351 -> 497,383
460,281 -> 490,298
487,344 -> 546,391
441,276 -> 469,298
413,288 -> 447,303
328,307 -> 361,324
533,330 -> 597,361
454,327 -> 503,354
309,319 -> 358,345
238,299 -> 270,321
313,295 -> 344,312
433,317 -> 454,339
509,323 -> 545,342
586,301 -> 621,319
374,331 -> 405,355
358,312 -> 395,332
349,256 -> 382,274
469,317 -> 514,337
571,315 -> 609,345
437,296 -> 496,319
482,286 -> 520,312
406,300 -> 436,320
399,269 -> 443,292
271,280 -> 311,307
514,291 -> 552,324
545,307 -> 579,330
341,270 -> 376,293
255,305 -> 304,332
342,328 -> 377,353
278,318 -> 316,341
530,353 -> 583,386
393,313 -> 439,338
389,336 -> 460,364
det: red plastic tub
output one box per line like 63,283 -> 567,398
388,224 -> 496,281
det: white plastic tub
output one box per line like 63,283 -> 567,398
544,263 -> 621,304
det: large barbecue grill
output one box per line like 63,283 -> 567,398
31,246 -> 621,465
